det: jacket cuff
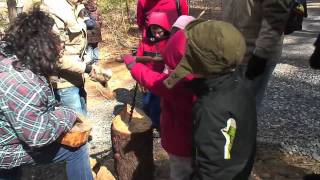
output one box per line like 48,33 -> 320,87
85,65 -> 92,73
128,61 -> 136,70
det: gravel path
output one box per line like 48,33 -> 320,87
257,1 -> 320,158
87,82 -> 142,156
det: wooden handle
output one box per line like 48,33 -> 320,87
136,56 -> 162,62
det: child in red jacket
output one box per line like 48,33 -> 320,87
124,29 -> 195,180
136,0 -> 189,38
136,12 -> 172,129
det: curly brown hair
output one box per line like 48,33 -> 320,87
2,7 -> 61,76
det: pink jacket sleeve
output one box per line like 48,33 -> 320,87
180,0 -> 189,15
136,41 -> 144,56
130,63 -> 170,97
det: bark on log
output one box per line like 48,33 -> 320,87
111,105 -> 153,180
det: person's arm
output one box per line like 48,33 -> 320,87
246,0 -> 291,79
129,62 -> 169,97
180,0 -> 189,15
43,1 -> 91,75
254,0 -> 291,59
136,41 -> 145,56
3,81 -> 77,148
57,55 -> 91,74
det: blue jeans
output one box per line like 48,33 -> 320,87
237,64 -> 276,112
86,43 -> 99,65
0,143 -> 93,180
54,86 -> 87,116
143,92 -> 161,129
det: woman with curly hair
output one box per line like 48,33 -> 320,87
0,7 -> 93,180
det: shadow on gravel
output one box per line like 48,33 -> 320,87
303,174 -> 320,180
114,88 -> 131,104
113,104 -> 125,116
290,30 -> 319,38
90,149 -> 115,177
113,87 -> 142,116
20,163 -> 67,180
252,142 -> 316,180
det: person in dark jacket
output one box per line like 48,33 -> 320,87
309,34 -> 320,69
164,20 -> 257,180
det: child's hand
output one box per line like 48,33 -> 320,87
122,54 -> 136,70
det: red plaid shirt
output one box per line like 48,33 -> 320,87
0,57 -> 77,169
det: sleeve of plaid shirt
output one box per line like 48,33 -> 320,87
2,81 -> 77,148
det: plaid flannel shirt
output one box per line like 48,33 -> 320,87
0,57 -> 77,169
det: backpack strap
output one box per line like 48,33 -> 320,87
176,0 -> 181,17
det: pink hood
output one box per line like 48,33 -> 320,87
136,0 -> 189,34
162,30 -> 187,69
147,11 -> 172,32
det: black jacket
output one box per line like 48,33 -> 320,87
191,72 -> 257,180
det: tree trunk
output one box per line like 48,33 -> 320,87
111,105 -> 154,180
7,0 -> 17,23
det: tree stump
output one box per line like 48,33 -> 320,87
111,105 -> 153,180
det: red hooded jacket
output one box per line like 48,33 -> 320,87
131,30 -> 195,157
137,0 -> 189,35
136,12 -> 172,73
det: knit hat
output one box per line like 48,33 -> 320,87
164,19 -> 246,88
172,15 -> 196,30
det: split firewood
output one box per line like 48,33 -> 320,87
96,166 -> 115,180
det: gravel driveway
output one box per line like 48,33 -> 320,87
257,1 -> 320,159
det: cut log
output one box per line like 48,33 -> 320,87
96,166 -> 116,180
111,105 -> 153,180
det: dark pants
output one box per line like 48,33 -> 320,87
143,92 -> 161,129
0,143 -> 93,180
